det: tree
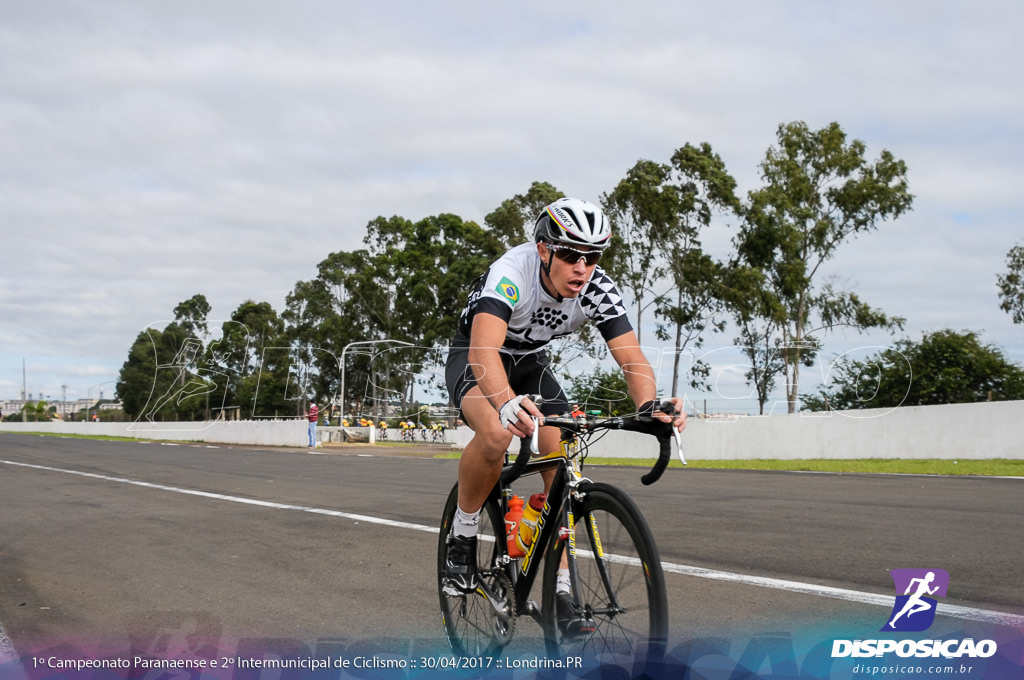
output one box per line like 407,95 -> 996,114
17,400 -> 51,422
210,300 -> 290,419
802,329 -> 1024,410
173,293 -> 211,338
569,366 -> 636,416
735,121 -> 914,413
601,160 -> 676,345
655,143 -> 742,394
118,329 -> 159,418
285,212 -> 505,419
997,242 -> 1024,324
720,265 -> 788,414
484,181 -> 564,248
116,323 -> 208,421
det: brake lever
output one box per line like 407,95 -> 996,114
675,428 -> 686,465
526,395 -> 546,454
657,400 -> 686,466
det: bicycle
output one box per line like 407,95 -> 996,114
437,401 -> 684,667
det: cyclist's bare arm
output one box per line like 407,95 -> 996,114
607,331 -> 687,431
467,312 -> 542,438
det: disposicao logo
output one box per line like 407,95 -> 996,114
882,568 -> 949,632
831,567 -> 998,660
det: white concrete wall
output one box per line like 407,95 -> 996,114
0,419 -> 309,447
3,400 -> 1022,459
443,400 -> 1024,460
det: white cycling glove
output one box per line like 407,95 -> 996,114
498,395 -> 530,430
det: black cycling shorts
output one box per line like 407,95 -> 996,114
445,346 -> 569,419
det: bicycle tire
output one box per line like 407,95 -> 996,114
437,484 -> 515,657
541,482 -> 668,666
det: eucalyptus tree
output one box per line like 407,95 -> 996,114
735,121 -> 913,413
997,242 -> 1024,324
721,264 -> 788,414
172,293 -> 211,339
601,160 -> 676,346
286,213 -> 504,418
484,181 -> 564,248
117,295 -> 212,421
602,149 -> 740,395
655,143 -> 742,395
286,248 -> 383,418
210,300 -> 290,418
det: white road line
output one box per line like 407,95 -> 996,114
656,562 -> 1024,626
4,458 -> 1023,628
2,459 -> 435,534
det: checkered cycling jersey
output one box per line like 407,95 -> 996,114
454,242 -> 633,355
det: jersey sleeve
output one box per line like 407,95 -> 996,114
580,268 -> 633,341
473,255 -> 527,323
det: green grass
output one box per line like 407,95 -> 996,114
435,450 -> 1021,476
3,431 -> 156,442
586,457 -> 1024,477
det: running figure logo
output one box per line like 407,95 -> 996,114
882,568 -> 949,632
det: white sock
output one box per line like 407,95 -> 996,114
556,568 -> 571,594
453,505 -> 481,538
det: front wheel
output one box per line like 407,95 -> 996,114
437,484 -> 515,657
541,482 -> 668,668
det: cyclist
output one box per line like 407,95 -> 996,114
443,197 -> 686,629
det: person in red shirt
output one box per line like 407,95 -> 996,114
307,404 -> 319,448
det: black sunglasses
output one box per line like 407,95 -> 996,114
546,243 -> 602,267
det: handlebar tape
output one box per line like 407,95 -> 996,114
500,435 -> 534,485
621,417 -> 674,485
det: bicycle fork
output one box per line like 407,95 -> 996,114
581,507 -> 628,619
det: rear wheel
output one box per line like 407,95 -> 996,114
437,484 -> 515,657
541,482 -> 668,668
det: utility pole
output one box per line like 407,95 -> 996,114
22,358 -> 26,422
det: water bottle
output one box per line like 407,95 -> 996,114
505,495 -> 525,558
515,493 -> 546,554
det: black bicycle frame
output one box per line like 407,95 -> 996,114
481,449 -> 578,622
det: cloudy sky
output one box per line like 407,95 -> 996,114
2,1 -> 1021,414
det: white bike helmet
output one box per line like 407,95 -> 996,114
534,198 -> 612,250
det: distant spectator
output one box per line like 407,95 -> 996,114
307,404 -> 319,448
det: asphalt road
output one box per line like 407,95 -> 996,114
2,433 -> 1022,667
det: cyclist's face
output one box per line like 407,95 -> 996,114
538,242 -> 599,298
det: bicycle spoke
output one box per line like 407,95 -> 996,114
543,483 -> 667,668
438,488 -> 513,658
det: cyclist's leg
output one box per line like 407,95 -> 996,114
440,387 -> 511,593
446,346 -> 515,518
438,484 -> 514,656
456,385 -> 513,514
